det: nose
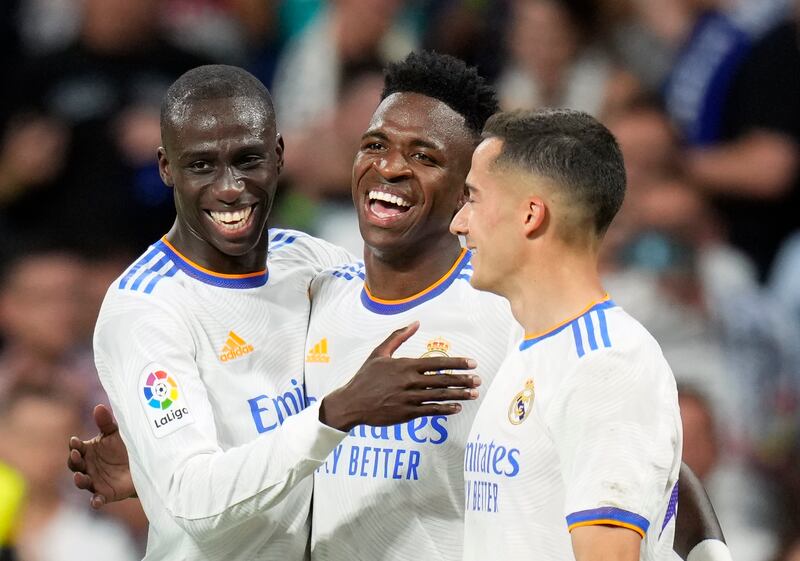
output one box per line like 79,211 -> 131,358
450,204 -> 469,236
374,150 -> 411,182
215,166 -> 245,204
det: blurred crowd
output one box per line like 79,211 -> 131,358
0,0 -> 798,560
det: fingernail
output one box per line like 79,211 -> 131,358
472,375 -> 482,386
451,403 -> 462,412
469,388 -> 479,399
466,358 -> 477,368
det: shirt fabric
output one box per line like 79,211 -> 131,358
94,228 -> 353,561
462,297 -> 682,561
305,249 -> 516,561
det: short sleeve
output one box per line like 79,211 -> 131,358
545,346 -> 681,538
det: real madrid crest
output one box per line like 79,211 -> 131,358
508,378 -> 535,424
420,337 -> 451,375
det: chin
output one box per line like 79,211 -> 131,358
468,272 -> 493,294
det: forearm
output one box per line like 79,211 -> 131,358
686,131 -> 799,199
571,525 -> 642,561
143,403 -> 345,540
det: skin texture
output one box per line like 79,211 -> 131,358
674,464 -> 726,559
353,92 -> 476,298
158,96 -> 283,274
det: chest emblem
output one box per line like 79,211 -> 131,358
219,331 -> 255,362
508,378 -> 535,425
421,337 -> 451,375
306,338 -> 330,363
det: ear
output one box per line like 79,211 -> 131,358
157,147 -> 174,188
275,133 -> 285,175
523,196 -> 546,237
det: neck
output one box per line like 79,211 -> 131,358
165,222 -> 268,275
505,243 -> 606,337
362,234 -> 463,300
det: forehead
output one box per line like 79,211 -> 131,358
166,96 -> 274,148
367,92 -> 472,147
467,137 -> 504,185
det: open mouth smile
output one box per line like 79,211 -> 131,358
205,203 -> 257,234
365,190 -> 415,224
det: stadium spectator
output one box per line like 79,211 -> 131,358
660,0 -> 753,146
496,0 -> 640,118
276,65 -> 385,253
682,4 -> 800,279
0,386 -> 140,561
160,0 -> 277,64
0,0 -> 207,255
0,250 -> 94,402
680,388 -> 781,561
271,0 -> 415,134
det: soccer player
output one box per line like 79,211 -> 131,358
303,52 -> 513,561
450,109 -> 682,561
86,64 -> 480,561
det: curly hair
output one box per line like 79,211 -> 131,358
381,51 -> 498,135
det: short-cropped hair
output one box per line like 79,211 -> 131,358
160,64 -> 274,138
483,109 -> 626,236
381,51 -> 498,136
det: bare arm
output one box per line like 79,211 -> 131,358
686,130 -> 800,199
674,463 -> 727,560
571,525 -> 642,561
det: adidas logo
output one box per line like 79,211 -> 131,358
306,338 -> 330,363
219,331 -> 254,362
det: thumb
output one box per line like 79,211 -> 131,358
93,404 -> 118,435
369,321 -> 420,359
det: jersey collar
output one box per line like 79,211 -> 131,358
519,295 -> 616,351
155,237 -> 268,289
360,248 -> 471,315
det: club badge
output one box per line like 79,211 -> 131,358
420,337 -> 452,375
508,378 -> 535,424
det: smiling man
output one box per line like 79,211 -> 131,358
89,64 -> 480,561
303,52 -> 513,561
451,109 -> 682,561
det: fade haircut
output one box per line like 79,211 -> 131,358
483,109 -> 626,236
160,64 -> 275,141
381,51 -> 498,136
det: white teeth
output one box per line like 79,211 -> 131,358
209,206 -> 253,230
368,190 -> 412,207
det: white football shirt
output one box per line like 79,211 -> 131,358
462,296 -> 682,561
304,249 -> 516,561
94,228 -> 353,561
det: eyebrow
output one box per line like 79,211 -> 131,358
361,129 -> 443,151
179,141 -> 267,160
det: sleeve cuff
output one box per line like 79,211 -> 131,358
566,507 -> 649,538
281,402 -> 348,462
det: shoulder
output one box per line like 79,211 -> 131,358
565,306 -> 676,395
96,253 -> 193,356
113,241 -> 185,298
309,259 -> 366,300
267,228 -> 355,272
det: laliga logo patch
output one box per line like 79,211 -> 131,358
508,378 -> 535,425
139,365 -> 194,438
420,337 -> 452,375
143,370 -> 178,410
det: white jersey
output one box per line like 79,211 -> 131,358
463,297 -> 682,561
93,229 -> 354,561
304,249 -> 516,561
